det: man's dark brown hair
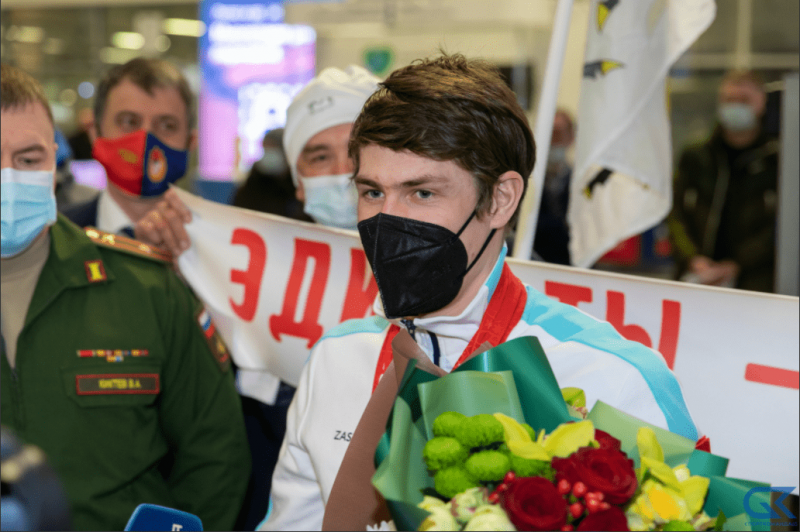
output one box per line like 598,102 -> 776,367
94,57 -> 195,137
1,63 -> 54,125
349,53 -> 536,225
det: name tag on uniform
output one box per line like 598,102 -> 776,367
76,373 -> 160,395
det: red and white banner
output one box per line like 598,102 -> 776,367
173,188 -> 798,490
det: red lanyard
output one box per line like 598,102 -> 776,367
372,263 -> 527,393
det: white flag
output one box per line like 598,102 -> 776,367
568,0 -> 715,268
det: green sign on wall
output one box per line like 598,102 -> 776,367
363,46 -> 395,76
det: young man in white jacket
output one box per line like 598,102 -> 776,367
261,53 -> 698,531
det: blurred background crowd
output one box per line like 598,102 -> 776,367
1,0 -> 797,292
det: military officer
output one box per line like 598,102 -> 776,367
1,64 -> 250,531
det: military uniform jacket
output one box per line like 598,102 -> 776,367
1,215 -> 251,531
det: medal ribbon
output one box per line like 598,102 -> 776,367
372,263 -> 527,393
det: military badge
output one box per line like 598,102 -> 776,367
77,349 -> 149,362
197,309 -> 231,372
84,260 -> 107,283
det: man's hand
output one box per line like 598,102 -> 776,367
135,188 -> 193,258
688,255 -> 740,287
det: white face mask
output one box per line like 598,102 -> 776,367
547,145 -> 568,168
718,102 -> 757,132
254,148 -> 288,175
301,173 -> 359,229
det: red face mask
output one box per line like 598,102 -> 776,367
93,130 -> 188,197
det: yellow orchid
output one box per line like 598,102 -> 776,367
629,479 -> 693,524
492,413 -> 549,461
543,420 -> 596,458
628,428 -> 711,528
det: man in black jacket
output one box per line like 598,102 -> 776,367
669,70 -> 779,293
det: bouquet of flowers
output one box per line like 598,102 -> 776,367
369,337 -> 770,532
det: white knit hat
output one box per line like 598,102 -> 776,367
283,65 -> 380,185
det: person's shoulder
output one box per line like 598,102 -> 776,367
83,227 -> 179,294
318,315 -> 391,344
517,282 -> 600,328
308,316 -> 392,366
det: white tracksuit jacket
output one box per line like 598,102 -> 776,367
260,248 -> 697,531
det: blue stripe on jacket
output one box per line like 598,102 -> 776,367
521,285 -> 698,440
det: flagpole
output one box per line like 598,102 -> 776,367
512,0 -> 575,260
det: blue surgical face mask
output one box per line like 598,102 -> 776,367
718,103 -> 756,132
1,167 -> 57,258
301,173 -> 358,229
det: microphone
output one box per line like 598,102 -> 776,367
124,503 -> 203,531
1,426 -> 72,531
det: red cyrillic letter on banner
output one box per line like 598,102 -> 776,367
229,228 -> 266,322
657,300 -> 681,369
545,281 -> 593,307
605,290 -> 652,347
340,248 -> 378,322
269,239 -> 331,348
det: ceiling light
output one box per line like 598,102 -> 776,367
111,31 -> 145,50
162,18 -> 206,37
8,26 -> 45,44
100,46 -> 140,64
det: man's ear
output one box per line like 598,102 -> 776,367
187,129 -> 198,152
488,171 -> 524,230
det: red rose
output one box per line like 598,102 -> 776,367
552,447 -> 637,505
501,477 -> 567,531
594,429 -> 622,451
577,507 -> 630,531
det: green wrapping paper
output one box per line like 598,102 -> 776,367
371,336 -> 771,532
456,336 -> 573,433
587,401 -> 766,531
418,370 -> 526,440
587,401 -> 730,475
705,477 -> 771,532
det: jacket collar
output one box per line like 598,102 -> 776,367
97,189 -> 135,235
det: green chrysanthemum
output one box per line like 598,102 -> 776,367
432,411 -> 467,438
434,466 -> 479,500
453,414 -> 504,449
422,437 -> 468,470
509,454 -> 554,480
464,450 -> 510,482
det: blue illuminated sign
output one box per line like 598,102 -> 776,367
198,0 -> 316,181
